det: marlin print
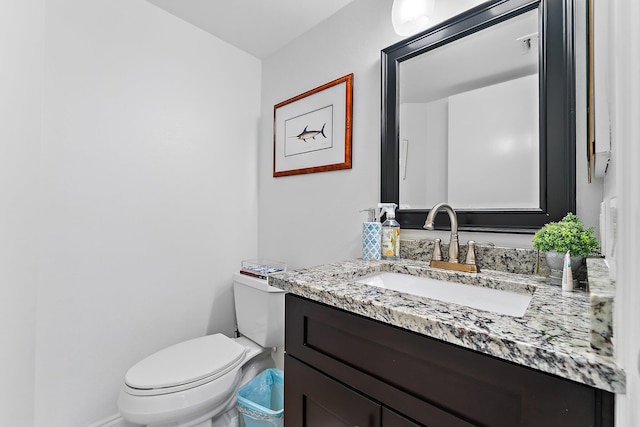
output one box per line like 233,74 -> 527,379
294,123 -> 326,142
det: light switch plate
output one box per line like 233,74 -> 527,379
606,197 -> 617,280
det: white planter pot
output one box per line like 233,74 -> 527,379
544,250 -> 583,286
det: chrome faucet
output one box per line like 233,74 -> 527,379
423,202 -> 478,273
423,202 -> 460,263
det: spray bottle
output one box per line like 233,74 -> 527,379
360,208 -> 381,260
378,203 -> 400,260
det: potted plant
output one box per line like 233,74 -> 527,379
532,213 -> 600,284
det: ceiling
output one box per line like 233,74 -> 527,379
145,0 -> 356,59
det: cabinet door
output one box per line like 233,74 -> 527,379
285,355 -> 381,427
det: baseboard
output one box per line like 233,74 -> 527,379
86,413 -> 137,427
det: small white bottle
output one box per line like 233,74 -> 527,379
562,250 -> 574,291
378,203 -> 400,260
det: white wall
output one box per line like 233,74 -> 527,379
448,75 -> 539,209
606,0 -> 640,425
258,0 -> 603,265
258,0 -> 403,268
399,101 -> 448,208
0,1 -> 44,425
574,0 -> 604,238
33,0 -> 261,425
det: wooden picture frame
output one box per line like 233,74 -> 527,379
273,74 -> 353,177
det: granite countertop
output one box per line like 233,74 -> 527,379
269,258 -> 626,394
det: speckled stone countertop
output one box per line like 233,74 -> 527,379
269,258 -> 625,394
587,258 -> 616,356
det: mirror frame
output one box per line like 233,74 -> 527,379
381,0 -> 575,233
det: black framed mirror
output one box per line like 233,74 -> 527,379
381,0 -> 575,233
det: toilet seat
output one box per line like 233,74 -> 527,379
124,334 -> 247,396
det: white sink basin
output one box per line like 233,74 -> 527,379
356,272 -> 532,317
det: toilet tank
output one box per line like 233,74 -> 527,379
233,272 -> 285,348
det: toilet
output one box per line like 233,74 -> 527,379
117,273 -> 285,427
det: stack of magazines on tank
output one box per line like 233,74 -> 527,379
240,259 -> 287,280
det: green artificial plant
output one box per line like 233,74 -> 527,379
532,213 -> 600,257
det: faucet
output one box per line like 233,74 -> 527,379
423,202 -> 460,263
423,202 -> 478,273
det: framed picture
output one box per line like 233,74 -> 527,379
273,74 -> 353,177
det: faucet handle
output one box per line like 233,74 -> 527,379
464,240 -> 477,266
432,238 -> 443,261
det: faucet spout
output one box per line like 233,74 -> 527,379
423,202 -> 459,263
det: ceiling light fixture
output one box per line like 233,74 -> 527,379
391,0 -> 436,37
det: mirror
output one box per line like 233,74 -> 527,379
400,9 -> 539,210
381,0 -> 576,232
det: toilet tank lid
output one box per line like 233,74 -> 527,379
125,334 -> 246,390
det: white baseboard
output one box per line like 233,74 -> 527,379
86,414 -> 138,427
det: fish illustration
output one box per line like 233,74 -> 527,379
294,123 -> 326,142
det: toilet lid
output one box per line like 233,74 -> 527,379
125,334 -> 247,390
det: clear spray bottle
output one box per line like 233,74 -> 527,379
378,203 -> 400,260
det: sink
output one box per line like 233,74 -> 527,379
356,272 -> 532,317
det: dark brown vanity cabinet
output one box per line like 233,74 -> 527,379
284,294 -> 614,427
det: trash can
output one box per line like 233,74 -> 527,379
236,368 -> 284,427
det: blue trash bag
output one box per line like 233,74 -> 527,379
236,368 -> 284,427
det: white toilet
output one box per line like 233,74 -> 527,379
117,273 -> 285,427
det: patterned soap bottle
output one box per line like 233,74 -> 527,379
361,208 -> 381,260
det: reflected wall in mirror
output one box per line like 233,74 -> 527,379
382,0 -> 576,232
400,9 -> 539,210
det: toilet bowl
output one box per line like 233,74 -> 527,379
117,273 -> 285,427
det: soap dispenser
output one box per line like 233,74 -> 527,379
360,208 -> 381,260
378,203 -> 400,260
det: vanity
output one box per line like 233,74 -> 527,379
269,257 -> 624,427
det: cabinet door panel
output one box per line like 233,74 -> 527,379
285,355 -> 381,427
